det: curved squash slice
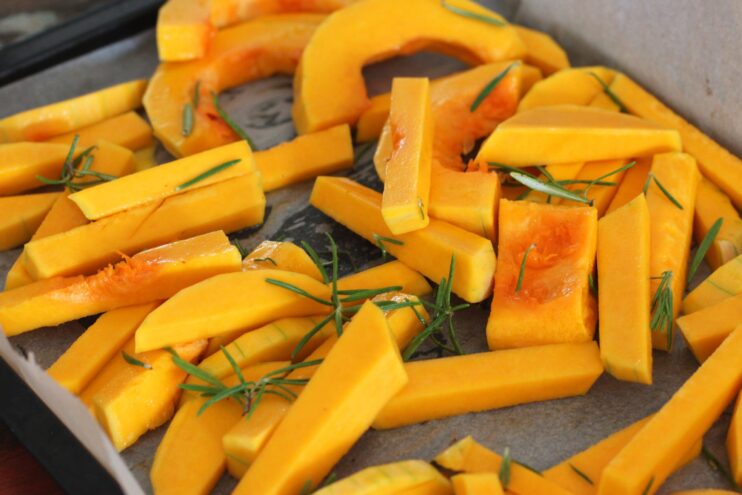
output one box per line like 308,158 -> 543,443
0,80 -> 147,143
292,0 -> 526,133
518,67 -> 615,112
693,177 -> 742,271
145,14 -> 324,157
211,0 -> 355,27
513,25 -> 569,76
314,460 -> 450,495
0,192 -> 61,251
47,111 -> 153,151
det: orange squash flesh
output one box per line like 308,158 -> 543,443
23,173 -> 265,280
0,142 -> 69,195
487,200 -> 597,349
312,460 -> 451,495
233,302 -> 407,495
517,67 -> 615,113
452,473 -> 503,495
0,192 -> 62,251
597,325 -> 742,495
255,124 -> 354,192
683,254 -> 742,315
373,342 -> 603,429
133,144 -> 158,171
512,25 -> 569,76
557,159 -> 629,217
729,393 -> 742,486
693,177 -> 742,271
310,176 -> 496,303
210,0 -> 356,28
677,293 -> 742,363
435,436 -> 575,495
242,240 -> 323,280
47,111 -> 154,151
145,14 -> 323,157
47,303 -> 160,395
292,0 -> 525,134
672,491 -> 741,495
605,157 -> 651,214
597,195 -> 652,384
0,231 -> 241,336
0,80 -> 147,143
156,0 -> 215,62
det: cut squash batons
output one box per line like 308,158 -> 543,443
47,111 -> 153,151
242,240 -> 323,280
677,292 -> 742,363
605,157 -> 651,214
518,67 -> 615,112
313,460 -> 451,495
513,25 -> 569,76
693,177 -> 742,271
0,192 -> 62,251
683,254 -> 742,315
0,142 -> 69,195
156,0 -> 214,62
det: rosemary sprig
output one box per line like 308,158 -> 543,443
687,218 -> 723,283
510,172 -> 591,204
515,243 -> 536,292
702,445 -> 742,490
182,102 -> 194,137
641,477 -> 654,495
232,240 -> 249,258
441,0 -> 507,26
212,91 -> 256,149
470,62 -> 517,112
643,173 -> 683,210
499,447 -> 512,489
175,159 -> 241,191
588,72 -> 628,113
373,233 -> 404,261
569,464 -> 594,485
650,271 -> 674,349
121,351 -> 151,369
588,273 -> 597,294
36,135 -> 117,191
252,257 -> 277,265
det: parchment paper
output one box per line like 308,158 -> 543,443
1,1 -> 740,493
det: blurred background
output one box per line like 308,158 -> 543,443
0,1 -> 104,47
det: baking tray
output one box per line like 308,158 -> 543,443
1,1 -> 740,493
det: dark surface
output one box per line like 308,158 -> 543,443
0,424 -> 63,495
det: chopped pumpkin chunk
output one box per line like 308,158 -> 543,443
452,472 -> 503,495
156,0 -> 214,62
683,254 -> 742,314
0,192 -> 62,251
693,177 -> 742,271
513,25 -> 569,76
605,157 -> 651,214
518,67 -> 615,112
313,460 -> 450,495
677,293 -> 742,362
47,111 -> 153,151
0,142 -> 69,195
558,159 -> 630,216
242,240 -> 323,280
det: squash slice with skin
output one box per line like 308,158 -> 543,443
242,240 -> 323,280
452,473 -> 503,495
0,231 -> 241,336
48,303 -> 160,395
476,105 -> 681,166
729,393 -> 742,487
645,152 -> 699,351
608,73 -> 742,209
597,325 -> 742,495
210,0 -> 356,28
292,0 -> 526,134
487,200 -> 597,349
313,460 -> 451,495
373,342 -> 603,429
435,436 -> 574,495
512,25 -> 569,76
0,192 -> 62,251
156,0 -> 214,62
0,142 -> 69,195
310,176 -> 496,303
145,14 -> 324,157
605,157 -> 651,214
677,292 -> 742,363
517,67 -> 615,112
693,177 -> 742,271
23,173 -> 265,279
0,80 -> 147,143
683,254 -> 742,315
47,111 -> 153,151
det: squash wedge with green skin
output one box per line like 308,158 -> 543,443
597,325 -> 742,495
0,231 -> 241,336
0,142 -> 69,195
608,73 -> 742,209
48,303 -> 160,395
517,67 -> 615,112
677,293 -> 742,363
645,152 -> 699,351
435,436 -> 574,495
683,254 -> 742,315
693,177 -> 742,271
0,80 -> 147,143
47,111 -> 154,151
24,173 -> 265,279
729,393 -> 742,487
145,14 -> 323,157
452,473 -> 503,495
233,302 -> 408,495
310,176 -> 496,303
210,0 -> 356,28
156,0 -> 214,62
374,342 -> 603,429
292,0 -> 526,134
69,141 -> 255,220
134,269 -> 331,352
242,240 -> 323,280
513,25 -> 569,76
0,192 -> 62,251
313,460 -> 451,495
477,105 -> 681,166
605,157 -> 651,214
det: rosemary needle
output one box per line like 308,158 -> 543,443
510,172 -> 590,204
687,218 -> 723,283
515,243 -> 536,292
175,158 -> 241,191
373,233 -> 404,261
470,62 -> 517,112
499,447 -> 512,489
588,72 -> 628,113
212,91 -> 256,149
650,271 -> 674,349
643,173 -> 683,209
441,0 -> 507,26
569,464 -> 594,485
122,351 -> 151,369
641,477 -> 654,495
252,257 -> 278,266
182,102 -> 194,137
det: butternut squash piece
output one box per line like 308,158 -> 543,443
293,0 -> 525,133
513,25 -> 569,76
522,162 -> 583,203
729,393 -> 742,486
374,342 -> 602,429
589,91 -> 622,112
518,67 -> 615,112
24,173 -> 264,279
133,144 -> 158,171
47,303 -> 159,394
452,473 -> 503,495
89,338 -> 206,451
210,0 -> 355,28
69,141 -> 255,220
150,361 -> 287,495
233,301 -> 408,495
693,177 -> 742,271
684,254 -> 742,314
313,460 -> 450,495
487,200 -> 597,349
0,142 -> 69,195
48,111 -> 153,151
608,73 -> 742,209
310,176 -> 496,303
677,293 -> 742,362
0,231 -> 241,335
435,436 -> 574,495
477,105 -> 681,166
646,152 -> 699,350
605,157 -> 651,214
0,81 -> 147,143
242,240 -> 323,280
597,195 -> 652,384
134,269 -> 331,351
145,15 -> 323,157
381,78 -> 432,235
156,0 -> 214,62
597,325 -> 742,495
0,192 -> 62,251
255,124 -> 354,192
558,159 -> 630,216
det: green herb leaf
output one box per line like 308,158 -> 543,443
252,257 -> 278,266
212,91 -> 256,149
588,273 -> 597,294
687,218 -> 723,283
373,233 -> 404,261
514,460 -> 542,476
569,464 -> 594,485
470,62 -> 517,112
499,447 -> 512,489
441,0 -> 507,26
488,162 -> 539,179
265,278 -> 334,306
581,161 -> 637,199
182,102 -> 194,137
192,80 -> 201,109
588,72 -> 628,113
175,159 -> 241,191
510,172 -> 591,204
121,351 -> 151,369
516,243 -> 536,293
641,477 -> 654,495
417,198 -> 426,220
643,173 -> 683,209
232,240 -> 249,258
649,270 -> 674,349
